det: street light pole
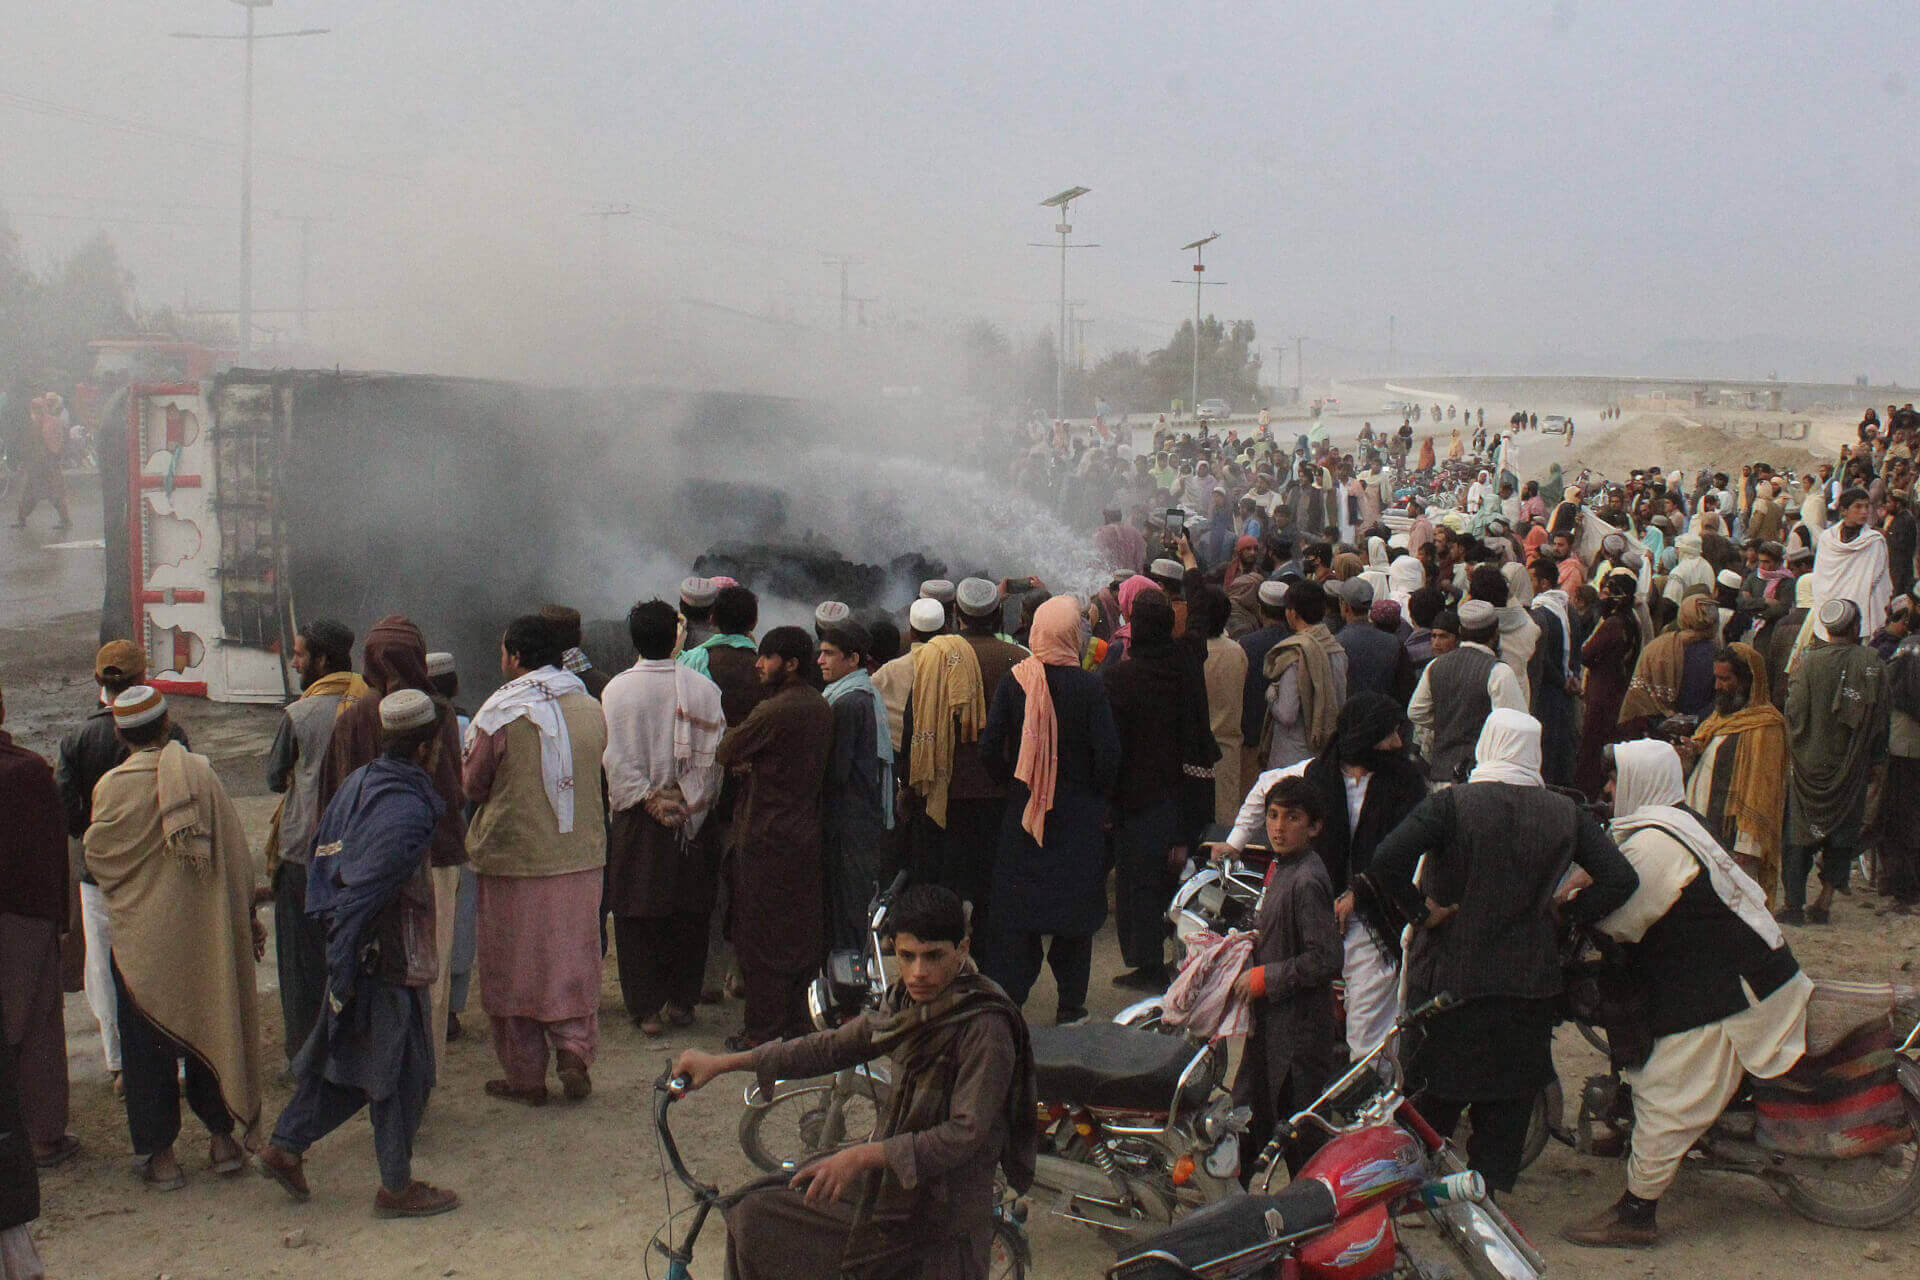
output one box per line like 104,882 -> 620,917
171,2 -> 328,365
1034,187 -> 1094,423
1173,234 -> 1223,420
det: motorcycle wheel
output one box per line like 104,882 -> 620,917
737,1077 -> 888,1174
989,1217 -> 1029,1280
1519,1079 -> 1563,1171
1774,1071 -> 1920,1229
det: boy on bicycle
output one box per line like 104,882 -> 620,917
673,884 -> 1036,1280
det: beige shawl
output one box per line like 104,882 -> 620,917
85,742 -> 263,1140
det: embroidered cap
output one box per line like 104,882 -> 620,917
813,601 -> 851,627
111,685 -> 167,728
956,578 -> 1001,618
1818,598 -> 1860,634
379,688 -> 438,732
918,579 -> 956,603
425,651 -> 457,678
679,576 -> 719,609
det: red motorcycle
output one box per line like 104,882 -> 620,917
1108,995 -> 1545,1280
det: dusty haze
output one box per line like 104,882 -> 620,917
5,1 -> 1918,386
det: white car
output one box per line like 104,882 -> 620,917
1196,398 -> 1231,421
1541,414 -> 1569,434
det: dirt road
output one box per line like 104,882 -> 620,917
16,610 -> 1920,1279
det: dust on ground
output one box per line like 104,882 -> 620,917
16,612 -> 1920,1280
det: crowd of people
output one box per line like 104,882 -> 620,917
3,400 -> 1919,1276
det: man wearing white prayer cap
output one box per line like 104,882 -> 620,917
812,600 -> 852,637
1781,595 -> 1886,925
1408,598 -> 1527,783
872,599 -> 949,754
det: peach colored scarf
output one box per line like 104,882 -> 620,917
1012,596 -> 1085,843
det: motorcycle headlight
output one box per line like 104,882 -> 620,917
805,977 -> 833,1029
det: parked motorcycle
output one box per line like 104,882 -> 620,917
1109,993 -> 1545,1280
1573,984 -> 1920,1228
1024,1020 -> 1249,1234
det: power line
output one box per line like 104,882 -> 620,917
0,88 -> 411,182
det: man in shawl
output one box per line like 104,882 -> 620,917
679,584 -> 760,689
0,678 -> 79,1168
717,626 -> 834,1049
1369,711 -> 1637,1195
84,688 -> 262,1189
1259,580 -> 1348,770
1564,741 -> 1810,1249
600,600 -> 726,1035
1409,600 -> 1527,783
1093,507 -> 1147,576
877,599 -> 945,753
674,885 -> 1035,1280
1677,643 -> 1787,904
57,641 -> 190,1095
539,603 -> 610,700
264,619 -> 367,1065
1781,600 -> 1889,925
1811,487 -> 1892,644
464,614 -> 608,1104
318,615 -> 467,1079
818,619 -> 893,951
259,691 -> 459,1218
1527,557 -> 1579,787
900,580 -> 1018,939
1619,594 -> 1721,732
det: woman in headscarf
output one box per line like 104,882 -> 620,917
1101,574 -> 1160,668
1447,429 -> 1464,461
978,596 -> 1121,1024
1417,435 -> 1436,473
1367,710 -> 1637,1195
1360,536 -> 1392,602
1576,570 -> 1642,798
1619,594 -> 1719,732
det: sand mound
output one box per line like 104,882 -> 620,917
1573,413 -> 1825,483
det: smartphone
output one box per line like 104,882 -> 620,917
1164,507 -> 1185,531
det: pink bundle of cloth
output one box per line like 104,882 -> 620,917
1160,929 -> 1257,1040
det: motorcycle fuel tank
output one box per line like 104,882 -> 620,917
1296,1124 -> 1427,1218
1294,1201 -> 1397,1280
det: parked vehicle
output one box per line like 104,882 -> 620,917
1540,414 -> 1568,435
1108,994 -> 1545,1280
1572,982 -> 1920,1228
1197,398 -> 1232,422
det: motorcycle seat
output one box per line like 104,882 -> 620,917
1030,1023 -> 1212,1115
1109,1180 -> 1338,1279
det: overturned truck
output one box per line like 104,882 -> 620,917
108,369 -> 871,701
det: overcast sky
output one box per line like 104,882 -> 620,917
5,1 -> 1916,384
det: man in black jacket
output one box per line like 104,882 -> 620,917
1370,709 -> 1637,1194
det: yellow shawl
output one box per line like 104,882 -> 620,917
1691,642 -> 1788,903
906,635 -> 987,828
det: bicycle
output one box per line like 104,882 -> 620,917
651,1069 -> 1029,1280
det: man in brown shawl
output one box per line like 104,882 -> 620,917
674,885 -> 1036,1280
1259,580 -> 1348,770
716,626 -> 832,1050
1619,594 -> 1720,731
319,615 -> 467,1075
85,688 -> 262,1189
1678,643 -> 1788,904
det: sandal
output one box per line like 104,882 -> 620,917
136,1156 -> 187,1192
664,1005 -> 696,1028
209,1134 -> 247,1175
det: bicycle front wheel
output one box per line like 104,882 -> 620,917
738,1077 -> 887,1174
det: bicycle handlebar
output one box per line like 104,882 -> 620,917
653,1071 -> 716,1199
